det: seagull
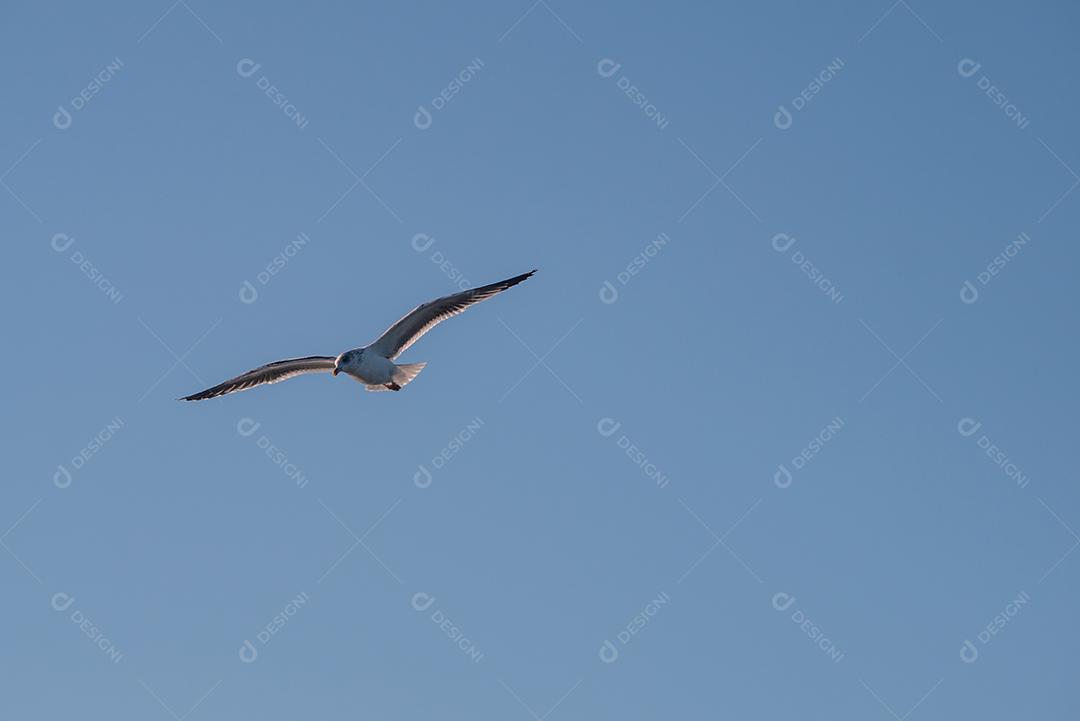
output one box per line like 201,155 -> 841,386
180,270 -> 536,401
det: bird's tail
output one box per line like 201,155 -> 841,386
393,362 -> 426,387
365,362 -> 426,392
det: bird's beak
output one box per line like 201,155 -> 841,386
332,368 -> 339,376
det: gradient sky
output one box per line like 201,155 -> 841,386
3,1 -> 1078,719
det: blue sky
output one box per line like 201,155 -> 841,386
2,1 -> 1078,718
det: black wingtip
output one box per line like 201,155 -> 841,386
512,271 -> 535,287
179,390 -> 213,401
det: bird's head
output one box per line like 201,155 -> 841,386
333,350 -> 358,376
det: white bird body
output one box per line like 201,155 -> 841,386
337,349 -> 397,386
181,270 -> 535,401
334,348 -> 424,392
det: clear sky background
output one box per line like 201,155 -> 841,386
2,1 -> 1078,719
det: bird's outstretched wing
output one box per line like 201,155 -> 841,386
370,270 -> 536,360
180,356 -> 335,401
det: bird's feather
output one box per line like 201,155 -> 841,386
370,270 -> 536,360
180,356 -> 335,401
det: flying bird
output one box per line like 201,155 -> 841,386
180,270 -> 536,401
